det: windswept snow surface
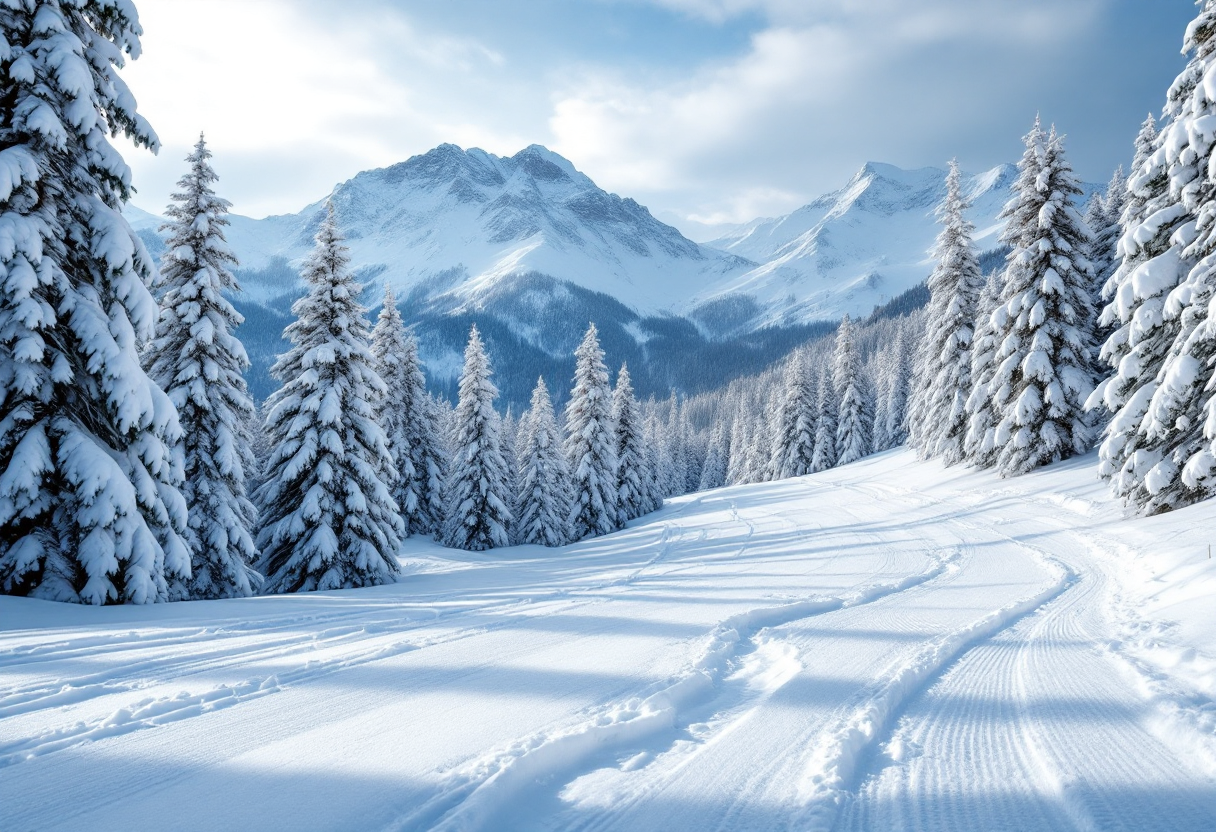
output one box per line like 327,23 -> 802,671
3,451 -> 1215,831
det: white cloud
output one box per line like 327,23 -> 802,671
552,0 -> 1107,229
123,0 -> 521,217
113,0 -> 1172,240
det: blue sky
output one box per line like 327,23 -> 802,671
124,0 -> 1196,238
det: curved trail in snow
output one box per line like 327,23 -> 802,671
836,477 -> 1216,832
2,451 -> 1214,832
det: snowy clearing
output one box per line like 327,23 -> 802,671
2,450 -> 1215,832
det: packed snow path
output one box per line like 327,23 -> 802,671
2,451 -> 1215,832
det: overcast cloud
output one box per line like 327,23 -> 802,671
122,0 -> 1195,238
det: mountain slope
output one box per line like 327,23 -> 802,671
213,149 -> 1095,332
222,143 -> 754,314
695,161 -> 1094,327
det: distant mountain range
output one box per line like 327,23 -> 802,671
698,162 -> 1037,327
126,145 -> 1101,404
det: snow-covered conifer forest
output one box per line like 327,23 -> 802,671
2,2 -> 1216,830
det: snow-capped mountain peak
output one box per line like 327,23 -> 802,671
222,143 -> 737,313
696,160 -> 1099,326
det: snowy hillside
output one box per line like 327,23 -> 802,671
2,450 -> 1214,831
219,144 -> 754,314
698,162 -> 1098,326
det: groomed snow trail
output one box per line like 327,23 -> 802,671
2,451 -> 1214,832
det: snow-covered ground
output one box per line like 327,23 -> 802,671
2,450 -> 1214,832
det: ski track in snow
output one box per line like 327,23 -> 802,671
833,477 -> 1216,832
386,546 -> 960,832
2,451 -> 1216,832
0,498 -> 728,767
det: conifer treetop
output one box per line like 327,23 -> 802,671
441,324 -> 513,551
256,201 -> 403,591
146,133 -> 259,599
565,323 -> 619,539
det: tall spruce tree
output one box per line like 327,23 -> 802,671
643,410 -> 666,510
1131,3 -> 1216,512
419,392 -> 449,532
699,423 -> 730,491
908,161 -> 983,464
500,407 -> 522,529
612,364 -> 648,524
966,120 -> 1056,472
964,269 -> 1005,467
0,2 -> 191,604
682,408 -> 704,493
515,377 -> 573,547
370,288 -> 413,527
882,327 -> 916,449
256,204 -> 403,592
726,418 -> 749,485
440,326 -> 513,550
565,324 -> 618,538
987,124 -> 1097,476
770,349 -> 818,478
811,369 -> 839,473
1087,167 -> 1127,308
371,288 -> 445,536
1100,116 -> 1161,307
145,135 -> 259,599
660,394 -> 687,496
1094,109 -> 1200,509
1090,115 -> 1175,497
834,316 -> 874,466
247,401 -> 272,493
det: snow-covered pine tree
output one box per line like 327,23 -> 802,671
375,291 -> 446,535
882,327 -> 916,449
726,417 -> 749,485
871,358 -> 893,453
965,120 -> 1055,471
660,394 -> 688,496
430,392 -> 456,457
769,350 -> 817,478
682,409 -> 705,493
440,325 -> 513,550
256,204 -> 403,591
1092,108 -> 1196,508
564,324 -> 619,538
1087,167 -> 1127,308
747,396 -> 774,481
515,377 -> 573,547
907,161 -> 982,465
246,401 -> 272,493
0,3 -> 191,604
145,134 -> 259,599
699,422 -> 730,491
612,364 -> 648,524
418,391 -> 448,532
964,269 -> 1006,466
500,406 -> 522,532
643,409 -> 665,511
1100,115 -> 1161,308
987,124 -> 1097,476
811,369 -> 839,472
1090,117 -> 1166,478
370,288 -> 412,522
1130,5 -> 1216,512
834,316 -> 874,466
